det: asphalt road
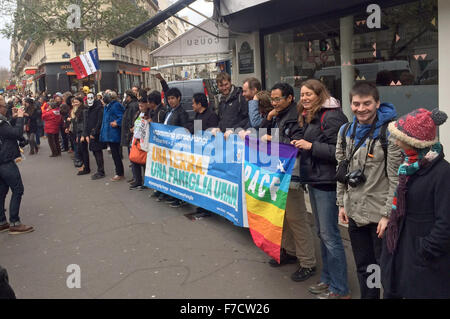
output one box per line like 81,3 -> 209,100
0,140 -> 359,299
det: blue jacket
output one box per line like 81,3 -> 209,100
100,100 -> 125,143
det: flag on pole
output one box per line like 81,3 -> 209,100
70,48 -> 100,79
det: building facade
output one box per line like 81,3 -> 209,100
215,0 -> 449,151
9,0 -> 190,95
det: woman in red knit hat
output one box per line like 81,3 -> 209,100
381,108 -> 450,299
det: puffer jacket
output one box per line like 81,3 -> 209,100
42,107 -> 62,134
336,103 -> 402,225
217,86 -> 249,132
298,98 -> 348,185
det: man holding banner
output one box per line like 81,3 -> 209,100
261,83 -> 317,282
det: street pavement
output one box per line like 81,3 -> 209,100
0,140 -> 360,299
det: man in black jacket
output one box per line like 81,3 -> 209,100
0,95 -> 34,235
192,93 -> 218,132
86,93 -> 107,180
261,83 -> 317,282
163,88 -> 193,133
121,90 -> 140,151
148,91 -> 167,124
162,88 -> 193,208
212,72 -> 250,137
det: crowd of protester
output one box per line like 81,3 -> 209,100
0,71 -> 449,299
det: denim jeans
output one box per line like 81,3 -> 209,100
0,161 -> 24,225
308,185 -> 349,295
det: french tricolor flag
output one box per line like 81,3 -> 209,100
70,49 -> 100,80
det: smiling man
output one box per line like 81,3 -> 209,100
336,82 -> 402,299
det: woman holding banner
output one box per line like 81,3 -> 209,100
291,79 -> 350,299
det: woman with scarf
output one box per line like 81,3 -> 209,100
381,108 -> 450,299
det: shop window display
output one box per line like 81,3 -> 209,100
263,0 -> 438,116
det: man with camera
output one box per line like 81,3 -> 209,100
0,95 -> 34,235
336,82 -> 401,299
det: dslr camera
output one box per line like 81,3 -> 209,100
345,169 -> 366,188
336,160 -> 366,188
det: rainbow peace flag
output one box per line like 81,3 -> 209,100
244,137 -> 298,263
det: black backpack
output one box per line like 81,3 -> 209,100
340,120 -> 391,177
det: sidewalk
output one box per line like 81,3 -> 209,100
0,142 -> 360,298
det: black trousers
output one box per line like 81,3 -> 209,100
92,150 -> 105,175
348,218 -> 382,299
131,162 -> 145,185
77,141 -> 90,171
60,124 -> 68,150
108,142 -> 124,176
0,161 -> 24,225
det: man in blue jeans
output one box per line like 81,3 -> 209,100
0,95 -> 34,235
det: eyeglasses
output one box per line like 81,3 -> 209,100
270,97 -> 286,103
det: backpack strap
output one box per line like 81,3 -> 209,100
320,110 -> 328,131
340,122 -> 352,158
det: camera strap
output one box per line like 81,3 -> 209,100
346,119 -> 377,162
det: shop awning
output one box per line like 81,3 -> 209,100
110,0 -> 197,48
151,19 -> 229,58
218,0 -> 402,33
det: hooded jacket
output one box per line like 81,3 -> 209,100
298,98 -> 348,186
336,103 -> 403,226
100,100 -> 125,143
41,106 -> 62,134
0,114 -> 23,164
217,86 -> 250,132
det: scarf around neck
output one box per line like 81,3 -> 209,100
386,142 -> 443,254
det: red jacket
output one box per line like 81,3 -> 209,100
42,107 -> 62,134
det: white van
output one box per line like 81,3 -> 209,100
314,60 -> 412,83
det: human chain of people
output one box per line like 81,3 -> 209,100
1,72 -> 448,300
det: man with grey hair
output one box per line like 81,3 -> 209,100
99,90 -> 125,181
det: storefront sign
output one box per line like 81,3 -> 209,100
61,64 -> 73,70
238,42 -> 254,74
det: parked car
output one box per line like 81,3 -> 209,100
162,79 -> 219,119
